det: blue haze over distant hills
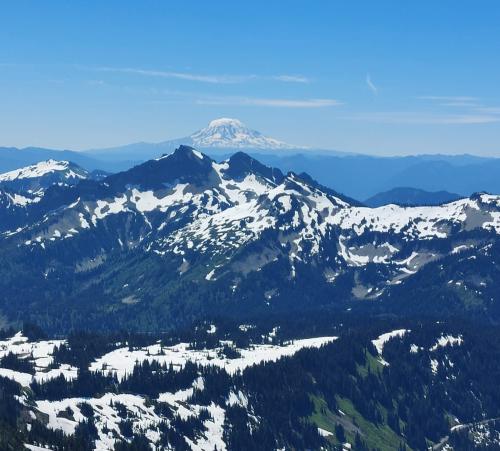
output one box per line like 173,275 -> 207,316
1,118 -> 498,202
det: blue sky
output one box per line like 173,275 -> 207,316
1,1 -> 499,155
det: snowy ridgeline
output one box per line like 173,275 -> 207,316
0,331 -> 336,451
0,160 -> 85,182
15,147 -> 500,275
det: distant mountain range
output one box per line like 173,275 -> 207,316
1,118 -> 499,200
83,117 -> 306,163
1,147 -> 500,332
364,187 -> 462,207
0,146 -> 132,174
254,152 -> 500,201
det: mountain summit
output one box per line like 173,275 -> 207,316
0,159 -> 88,193
189,118 -> 295,149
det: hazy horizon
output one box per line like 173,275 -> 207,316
4,115 -> 499,160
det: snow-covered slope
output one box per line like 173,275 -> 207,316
0,160 -> 85,182
0,332 -> 78,386
0,159 -> 88,193
1,145 -> 500,329
0,189 -> 40,208
6,147 -> 500,293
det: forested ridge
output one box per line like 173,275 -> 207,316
1,313 -> 500,450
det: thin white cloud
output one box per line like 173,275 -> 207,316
196,96 -> 342,108
92,66 -> 251,84
418,95 -> 479,102
418,95 -> 500,113
272,75 -> 310,83
439,101 -> 480,107
86,79 -> 106,86
366,74 -> 378,95
89,66 -> 310,84
475,106 -> 500,114
343,111 -> 500,124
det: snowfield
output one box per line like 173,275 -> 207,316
35,388 -> 228,451
37,393 -> 164,450
0,332 -> 78,386
90,336 -> 338,381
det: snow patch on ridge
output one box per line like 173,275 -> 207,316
372,329 -> 409,362
0,160 -> 85,181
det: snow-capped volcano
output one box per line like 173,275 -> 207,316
189,118 -> 295,149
